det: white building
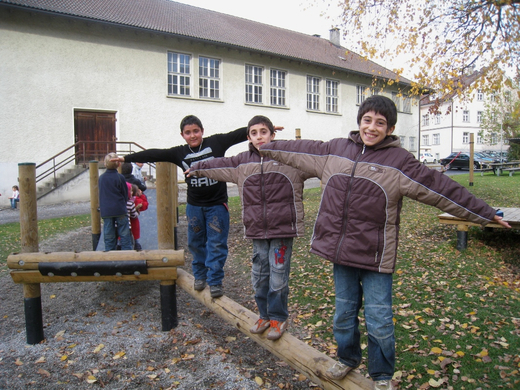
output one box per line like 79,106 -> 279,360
0,0 -> 420,205
419,71 -> 506,162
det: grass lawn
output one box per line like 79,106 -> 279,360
229,172 -> 520,389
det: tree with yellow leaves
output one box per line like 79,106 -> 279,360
324,0 -> 520,97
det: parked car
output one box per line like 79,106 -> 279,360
419,152 -> 436,164
440,152 -> 490,170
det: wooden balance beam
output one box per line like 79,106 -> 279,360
176,268 -> 373,390
7,249 -> 184,344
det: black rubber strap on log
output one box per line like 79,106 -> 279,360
38,260 -> 148,276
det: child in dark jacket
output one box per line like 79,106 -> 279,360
259,96 -> 510,389
99,153 -> 133,251
188,115 -> 312,341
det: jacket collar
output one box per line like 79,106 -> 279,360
348,131 -> 401,150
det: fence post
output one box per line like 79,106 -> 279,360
155,162 -> 178,330
18,162 -> 44,344
89,161 -> 101,250
295,128 -> 301,140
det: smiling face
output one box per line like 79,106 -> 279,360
359,110 -> 395,147
181,124 -> 204,149
248,123 -> 275,150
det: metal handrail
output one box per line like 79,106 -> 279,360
35,141 -> 155,186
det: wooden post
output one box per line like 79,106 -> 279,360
155,162 -> 178,330
295,128 -> 301,140
89,161 -> 101,250
456,224 -> 469,251
172,167 -> 179,250
176,269 -> 372,390
469,133 -> 474,187
18,162 -> 44,344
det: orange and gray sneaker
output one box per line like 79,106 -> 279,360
250,318 -> 270,334
266,320 -> 288,340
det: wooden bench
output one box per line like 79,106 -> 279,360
8,249 -> 184,344
474,168 -> 494,176
502,167 -> 520,176
438,207 -> 520,250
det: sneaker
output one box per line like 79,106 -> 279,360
210,285 -> 223,298
266,320 -> 288,341
326,361 -> 356,380
134,242 -> 142,250
374,380 -> 394,390
194,279 -> 206,291
250,318 -> 270,334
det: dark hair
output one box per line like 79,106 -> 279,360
357,95 -> 398,129
131,184 -> 139,196
247,115 -> 274,135
180,115 -> 204,133
121,162 -> 133,175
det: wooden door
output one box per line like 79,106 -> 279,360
74,111 -> 116,164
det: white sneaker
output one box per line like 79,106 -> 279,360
374,380 -> 394,390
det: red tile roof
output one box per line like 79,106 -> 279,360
1,0 -> 411,84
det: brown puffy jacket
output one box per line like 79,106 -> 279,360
190,143 -> 312,239
260,132 -> 496,273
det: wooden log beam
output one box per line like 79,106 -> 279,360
7,249 -> 184,269
176,269 -> 372,390
10,267 -> 177,284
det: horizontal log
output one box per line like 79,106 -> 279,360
176,269 -> 372,390
10,267 -> 177,284
7,249 -> 184,270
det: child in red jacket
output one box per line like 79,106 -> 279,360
130,184 -> 148,250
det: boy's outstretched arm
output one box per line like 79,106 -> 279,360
187,156 -> 240,184
494,215 -> 511,228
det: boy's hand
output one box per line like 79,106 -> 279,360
110,157 -> 124,162
274,126 -> 284,132
494,215 -> 511,228
184,168 -> 192,177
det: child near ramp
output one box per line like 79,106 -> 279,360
187,115 -> 313,341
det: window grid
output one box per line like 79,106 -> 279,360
422,135 -> 429,146
199,57 -> 220,99
270,69 -> 286,106
477,111 -> 483,123
245,65 -> 263,104
477,89 -> 483,101
403,96 -> 411,113
307,76 -> 320,111
168,52 -> 191,96
356,85 -> 366,105
463,132 -> 470,143
409,136 -> 416,151
435,114 -> 441,125
392,92 -> 401,111
326,80 -> 338,113
433,133 -> 440,145
463,110 -> 470,122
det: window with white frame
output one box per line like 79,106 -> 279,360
199,57 -> 220,99
356,85 -> 367,105
422,114 -> 430,127
477,134 -> 482,144
371,87 -> 379,96
326,79 -> 339,113
168,52 -> 191,96
307,76 -> 320,111
270,69 -> 286,106
392,92 -> 401,111
422,134 -> 429,146
399,136 -> 406,147
477,89 -> 483,101
463,110 -> 470,122
245,65 -> 263,104
409,136 -> 416,151
403,96 -> 411,113
435,113 -> 441,125
491,133 -> 498,144
463,132 -> 470,144
433,133 -> 440,145
477,111 -> 483,123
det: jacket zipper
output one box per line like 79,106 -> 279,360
334,144 -> 365,262
261,156 -> 268,239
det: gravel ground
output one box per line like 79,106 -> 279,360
0,183 -> 326,390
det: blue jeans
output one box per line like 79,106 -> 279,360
333,264 -> 395,381
186,203 -> 229,286
251,238 -> 293,322
103,215 -> 133,251
10,198 -> 19,209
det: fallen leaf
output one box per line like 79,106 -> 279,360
113,351 -> 126,360
93,344 -> 104,353
34,356 -> 46,364
86,375 -> 97,384
255,376 -> 264,386
37,368 -> 51,378
15,358 -> 23,366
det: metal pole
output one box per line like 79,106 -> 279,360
469,133 -> 474,187
89,161 -> 101,250
18,162 -> 44,344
